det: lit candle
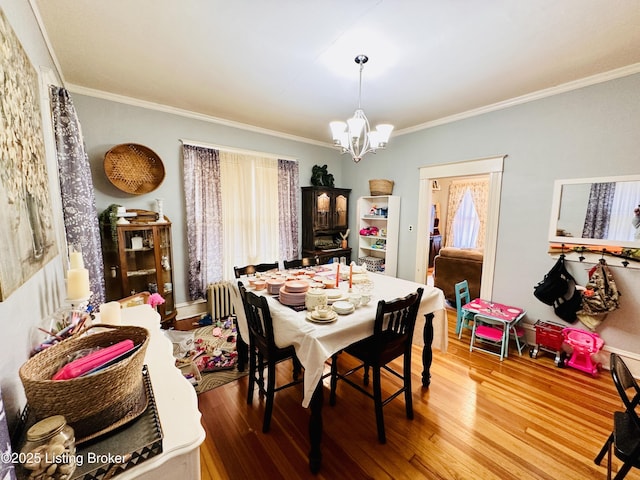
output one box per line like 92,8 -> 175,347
335,263 -> 340,287
349,262 -> 353,289
69,250 -> 84,270
67,268 -> 90,299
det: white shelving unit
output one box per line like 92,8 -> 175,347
356,195 -> 401,276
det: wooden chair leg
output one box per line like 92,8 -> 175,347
292,356 -> 302,381
257,353 -> 266,395
594,433 -> 612,465
329,354 -> 338,406
404,353 -> 414,420
247,348 -> 257,404
236,332 -> 248,372
363,364 -> 370,386
372,367 -> 386,444
263,361 -> 277,433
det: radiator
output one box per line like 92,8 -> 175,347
206,281 -> 235,321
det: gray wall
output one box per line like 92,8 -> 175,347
343,73 -> 640,352
72,94 -> 343,305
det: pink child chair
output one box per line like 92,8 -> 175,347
562,328 -> 604,377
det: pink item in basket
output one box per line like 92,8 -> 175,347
52,339 -> 135,380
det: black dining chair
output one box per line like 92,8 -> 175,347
239,284 -> 303,433
329,288 -> 424,444
234,262 -> 279,279
594,353 -> 640,480
283,257 -> 318,269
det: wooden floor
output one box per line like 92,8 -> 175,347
197,310 -> 639,479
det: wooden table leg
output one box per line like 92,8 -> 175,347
422,313 -> 434,387
308,380 -> 323,473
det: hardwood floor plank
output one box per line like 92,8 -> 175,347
197,309 -> 640,479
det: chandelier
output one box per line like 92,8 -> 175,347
330,55 -> 393,163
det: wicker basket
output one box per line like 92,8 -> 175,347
19,324 -> 149,443
104,143 -> 165,195
369,179 -> 394,196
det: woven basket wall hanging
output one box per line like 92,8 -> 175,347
104,143 -> 165,195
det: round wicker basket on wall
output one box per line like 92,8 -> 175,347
104,143 -> 165,195
369,179 -> 394,196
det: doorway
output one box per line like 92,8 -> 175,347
414,156 -> 505,301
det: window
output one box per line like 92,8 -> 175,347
182,143 -> 298,299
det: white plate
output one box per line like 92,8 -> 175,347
306,312 -> 337,323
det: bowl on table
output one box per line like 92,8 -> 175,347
332,300 -> 355,315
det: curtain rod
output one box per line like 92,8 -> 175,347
180,138 -> 298,162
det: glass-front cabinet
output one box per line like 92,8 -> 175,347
312,190 -> 348,231
301,187 -> 351,264
100,208 -> 177,326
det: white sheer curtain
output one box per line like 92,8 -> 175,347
444,177 -> 489,249
607,180 -> 640,241
220,152 -> 280,280
452,189 -> 480,248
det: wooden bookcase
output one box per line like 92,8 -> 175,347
356,195 -> 401,276
100,209 -> 177,326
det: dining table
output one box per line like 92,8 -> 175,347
243,266 -> 447,473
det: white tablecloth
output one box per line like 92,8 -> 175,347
248,272 -> 447,408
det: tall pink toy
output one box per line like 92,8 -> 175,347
562,328 -> 604,377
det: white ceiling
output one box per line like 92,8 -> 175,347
33,0 -> 640,145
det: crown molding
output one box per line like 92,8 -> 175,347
67,62 -> 640,146
65,83 -> 330,148
395,63 -> 640,137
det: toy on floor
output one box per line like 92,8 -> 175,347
529,320 -> 566,367
562,327 -> 604,376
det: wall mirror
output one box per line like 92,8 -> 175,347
549,174 -> 640,248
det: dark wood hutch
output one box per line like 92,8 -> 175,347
301,186 -> 352,265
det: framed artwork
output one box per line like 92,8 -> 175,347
0,9 -> 58,301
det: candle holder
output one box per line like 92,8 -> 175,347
65,292 -> 93,309
155,199 -> 167,223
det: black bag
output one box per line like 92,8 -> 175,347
553,286 -> 582,322
534,255 -> 574,305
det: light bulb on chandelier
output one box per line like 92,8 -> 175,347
330,55 -> 393,163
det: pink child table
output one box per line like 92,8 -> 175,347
462,299 -> 526,358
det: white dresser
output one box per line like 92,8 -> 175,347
106,304 -> 205,479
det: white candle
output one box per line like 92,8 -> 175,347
99,301 -> 122,325
69,251 -> 84,270
67,268 -> 90,299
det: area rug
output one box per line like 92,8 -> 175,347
192,324 -> 248,394
168,321 -> 248,395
